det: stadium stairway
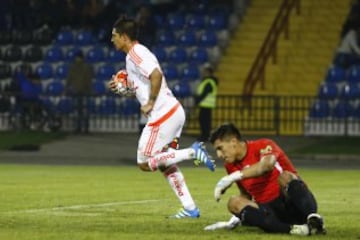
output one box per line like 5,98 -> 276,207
253,0 -> 351,96
216,0 -> 283,95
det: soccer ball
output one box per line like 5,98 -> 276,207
114,69 -> 129,95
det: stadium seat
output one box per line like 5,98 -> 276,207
45,46 -> 64,63
55,30 -> 74,45
0,63 -> 11,79
56,97 -> 74,114
75,30 -> 94,46
181,64 -> 200,80
168,47 -> 187,63
65,47 -> 81,62
23,46 -> 43,62
92,81 -> 107,95
325,66 -> 346,83
178,30 -> 197,46
46,81 -> 65,96
32,29 -> 52,46
152,46 -> 167,62
120,98 -> 139,116
332,101 -> 354,119
162,64 -> 179,81
157,30 -> 175,46
86,46 -> 105,63
86,98 -> 98,114
55,63 -> 69,79
171,81 -> 192,98
108,49 -> 126,63
96,64 -> 115,81
35,63 -> 53,79
347,65 -> 360,84
207,14 -> 227,30
189,47 -> 209,63
199,30 -> 218,47
12,30 -> 33,45
14,63 -> 33,76
340,83 -> 360,100
309,100 -> 330,118
186,14 -> 206,29
318,83 -> 338,99
3,45 -> 22,62
168,13 -> 186,29
99,97 -> 117,115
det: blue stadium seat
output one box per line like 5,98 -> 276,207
46,81 -> 65,95
162,64 -> 179,81
55,30 -> 74,45
86,98 -> 98,114
318,83 -> 338,99
120,98 -> 139,116
325,66 -> 346,83
207,14 -> 227,30
65,47 -> 81,62
189,47 -> 209,63
108,49 -> 126,63
86,46 -> 105,63
157,30 -> 175,46
199,30 -> 218,47
99,97 -> 117,115
347,65 -> 360,84
96,64 -> 115,81
75,30 -> 94,46
309,100 -> 330,118
92,81 -> 107,95
56,97 -> 74,114
353,105 -> 360,118
45,46 -> 64,63
332,101 -> 354,119
168,47 -> 187,63
181,64 -> 200,80
35,63 -> 53,79
178,30 -> 197,46
152,46 -> 167,62
186,14 -> 206,29
55,63 -> 69,79
168,13 -> 185,29
171,81 -> 192,98
340,83 -> 360,99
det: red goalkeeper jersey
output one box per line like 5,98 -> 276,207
224,138 -> 297,204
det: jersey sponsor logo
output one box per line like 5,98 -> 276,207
169,173 -> 184,196
260,145 -> 273,155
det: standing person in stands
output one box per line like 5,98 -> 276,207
66,50 -> 94,134
108,15 -> 215,218
204,123 -> 326,236
195,63 -> 218,142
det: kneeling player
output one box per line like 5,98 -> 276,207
204,123 -> 326,236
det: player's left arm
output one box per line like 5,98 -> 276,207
141,68 -> 162,116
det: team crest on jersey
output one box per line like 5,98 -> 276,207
260,145 -> 273,155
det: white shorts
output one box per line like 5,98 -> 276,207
137,103 -> 185,164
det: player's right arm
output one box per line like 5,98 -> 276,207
141,68 -> 162,116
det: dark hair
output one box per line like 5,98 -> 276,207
113,15 -> 138,41
209,123 -> 242,144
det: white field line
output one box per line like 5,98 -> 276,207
3,199 -> 162,215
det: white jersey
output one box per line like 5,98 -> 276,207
125,43 -> 179,123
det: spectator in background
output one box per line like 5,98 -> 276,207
66,50 -> 94,134
195,63 -> 218,142
135,5 -> 157,48
334,27 -> 360,68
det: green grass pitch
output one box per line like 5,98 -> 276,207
0,164 -> 359,240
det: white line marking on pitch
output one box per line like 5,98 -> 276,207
3,199 -> 162,215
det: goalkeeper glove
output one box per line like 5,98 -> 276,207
214,171 -> 243,202
204,215 -> 241,231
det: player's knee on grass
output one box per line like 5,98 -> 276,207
227,195 -> 258,214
